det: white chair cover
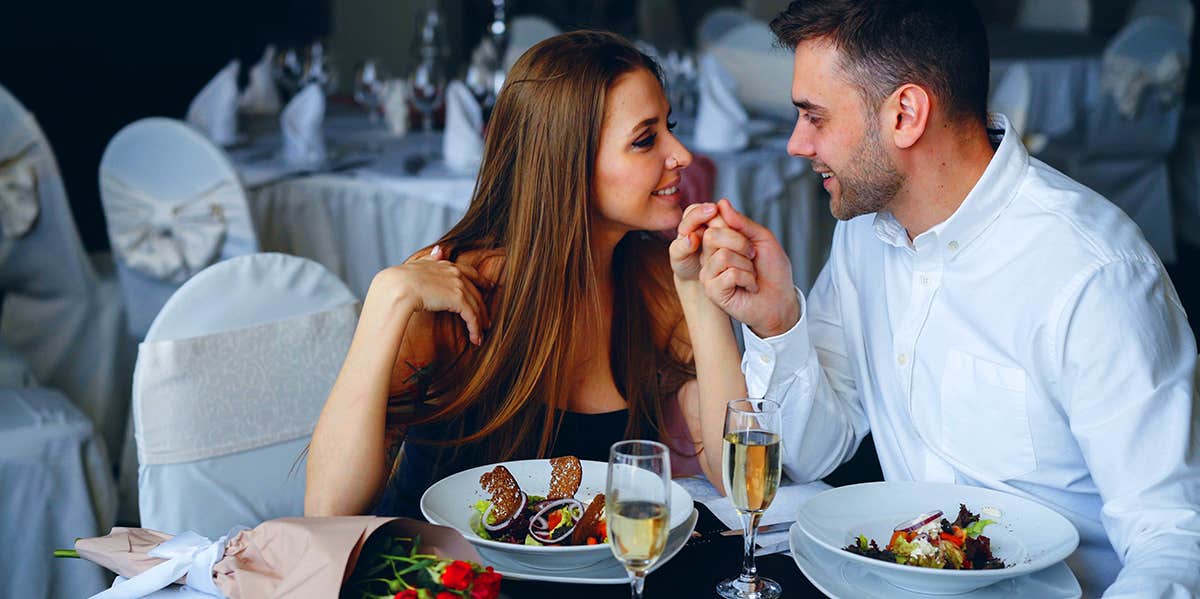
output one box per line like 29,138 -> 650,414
0,140 -> 39,239
1016,0 -> 1091,32
442,80 -> 483,174
697,7 -> 753,49
708,20 -> 795,121
0,84 -> 135,474
1129,0 -> 1195,38
239,46 -> 281,115
134,253 -> 357,539
0,386 -> 117,599
694,54 -> 750,152
502,15 -> 562,71
988,63 -> 1047,152
1071,16 -> 1189,263
99,117 -> 259,340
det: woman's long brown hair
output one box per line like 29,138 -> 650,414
389,31 -> 695,466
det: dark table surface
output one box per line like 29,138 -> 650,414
501,503 -> 825,598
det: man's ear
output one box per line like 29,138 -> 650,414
888,83 -> 930,149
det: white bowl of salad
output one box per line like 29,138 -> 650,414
420,458 -> 693,572
793,481 -> 1079,595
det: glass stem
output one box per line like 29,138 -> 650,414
630,570 -> 647,599
740,511 -> 763,583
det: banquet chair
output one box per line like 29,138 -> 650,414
133,253 -> 357,539
99,117 -> 259,341
1068,16 -> 1189,263
697,7 -> 753,49
1129,0 -> 1194,38
502,15 -> 561,71
1016,0 -> 1091,32
0,83 -> 134,468
0,385 -> 117,599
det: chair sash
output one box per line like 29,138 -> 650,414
134,302 -> 356,466
101,170 -> 235,284
1102,51 -> 1187,118
0,141 -> 38,239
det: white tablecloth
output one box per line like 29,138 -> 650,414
231,112 -> 833,299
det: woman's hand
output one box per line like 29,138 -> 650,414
370,246 -> 495,345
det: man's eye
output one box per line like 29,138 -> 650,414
633,134 -> 657,148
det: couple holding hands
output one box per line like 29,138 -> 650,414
307,2 -> 1200,597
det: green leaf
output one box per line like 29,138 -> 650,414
964,519 -> 995,538
857,535 -> 869,551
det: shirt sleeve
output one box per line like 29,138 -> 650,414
1055,258 -> 1200,598
741,227 -> 871,483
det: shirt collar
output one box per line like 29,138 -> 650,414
872,112 -> 1029,255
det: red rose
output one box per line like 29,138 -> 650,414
471,568 -> 503,599
436,593 -> 458,599
395,590 -> 419,599
441,560 -> 475,590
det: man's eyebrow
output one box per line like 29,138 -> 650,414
793,99 -> 827,115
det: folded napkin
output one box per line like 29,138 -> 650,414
239,45 -> 281,115
442,80 -> 484,173
694,53 -> 749,152
381,79 -> 410,136
674,476 -> 831,556
187,60 -> 240,146
0,141 -> 39,238
280,83 -> 326,165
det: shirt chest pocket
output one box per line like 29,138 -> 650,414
939,349 -> 1037,481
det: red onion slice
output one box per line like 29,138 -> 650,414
528,498 -> 583,544
483,492 -> 528,532
894,510 -> 943,533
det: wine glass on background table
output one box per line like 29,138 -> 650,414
717,399 -> 783,599
607,440 -> 672,599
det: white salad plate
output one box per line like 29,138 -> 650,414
789,522 -> 1081,599
793,481 -> 1079,595
477,507 -> 698,584
420,459 -> 693,572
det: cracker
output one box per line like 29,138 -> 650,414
479,465 -> 524,522
571,493 -> 607,545
547,456 -> 582,500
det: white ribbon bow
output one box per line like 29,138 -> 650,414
101,171 -> 233,283
1102,51 -> 1188,118
0,142 -> 39,238
90,527 -> 247,599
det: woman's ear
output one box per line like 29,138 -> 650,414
887,83 -> 930,149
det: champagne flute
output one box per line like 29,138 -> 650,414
716,399 -> 783,599
607,440 -> 672,599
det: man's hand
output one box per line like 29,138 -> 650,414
699,199 -> 801,337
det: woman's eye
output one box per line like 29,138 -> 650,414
633,134 -> 657,149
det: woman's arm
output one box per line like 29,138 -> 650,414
305,248 -> 492,516
668,204 -> 750,494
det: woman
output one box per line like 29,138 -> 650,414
305,31 -> 746,518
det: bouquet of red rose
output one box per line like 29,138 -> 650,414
341,532 -> 501,599
56,516 -> 501,599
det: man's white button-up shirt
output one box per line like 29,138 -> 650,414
743,114 -> 1199,597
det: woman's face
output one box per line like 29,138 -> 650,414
592,67 -> 693,237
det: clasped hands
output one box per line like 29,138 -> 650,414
669,199 -> 802,338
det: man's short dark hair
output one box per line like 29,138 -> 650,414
769,0 -> 990,125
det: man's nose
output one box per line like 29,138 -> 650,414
787,122 -> 815,159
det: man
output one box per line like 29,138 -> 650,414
673,1 -> 1200,596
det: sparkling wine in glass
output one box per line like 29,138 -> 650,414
717,399 -> 783,599
607,440 -> 671,599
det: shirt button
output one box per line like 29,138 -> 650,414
920,275 -> 931,286
897,354 -> 908,366
947,240 -> 959,251
758,354 -> 772,364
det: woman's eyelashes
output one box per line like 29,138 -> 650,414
632,121 -> 677,149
